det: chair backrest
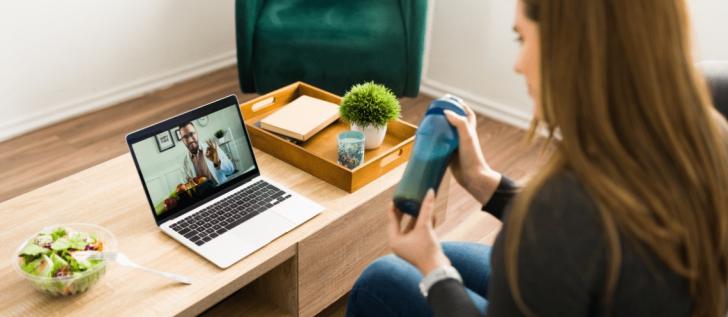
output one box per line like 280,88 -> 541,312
699,61 -> 728,118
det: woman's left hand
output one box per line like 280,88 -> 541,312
388,189 -> 451,276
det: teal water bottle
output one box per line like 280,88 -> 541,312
393,95 -> 466,216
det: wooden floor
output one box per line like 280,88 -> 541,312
1,65 -> 552,316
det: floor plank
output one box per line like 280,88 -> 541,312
1,65 -> 553,316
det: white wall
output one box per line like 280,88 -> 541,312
4,1 -> 725,141
689,0 -> 728,60
421,0 -> 728,129
0,0 -> 236,141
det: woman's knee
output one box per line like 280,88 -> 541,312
352,254 -> 421,291
347,255 -> 429,317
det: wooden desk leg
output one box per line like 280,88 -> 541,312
297,174 -> 451,317
252,257 -> 299,316
200,257 -> 298,317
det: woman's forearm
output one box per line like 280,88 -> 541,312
464,168 -> 503,205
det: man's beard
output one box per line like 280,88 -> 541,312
188,142 -> 199,154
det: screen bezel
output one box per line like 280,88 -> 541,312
126,94 -> 260,225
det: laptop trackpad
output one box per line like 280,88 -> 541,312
231,211 -> 293,242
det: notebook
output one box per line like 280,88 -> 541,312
260,95 -> 340,141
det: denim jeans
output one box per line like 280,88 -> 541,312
346,242 -> 491,317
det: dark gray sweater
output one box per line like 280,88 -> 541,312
427,172 -> 692,316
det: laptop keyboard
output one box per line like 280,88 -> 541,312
169,180 -> 292,246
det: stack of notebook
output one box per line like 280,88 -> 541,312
259,95 -> 340,142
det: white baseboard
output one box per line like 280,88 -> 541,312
419,78 -> 533,130
0,50 -> 238,142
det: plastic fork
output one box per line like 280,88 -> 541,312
85,251 -> 192,284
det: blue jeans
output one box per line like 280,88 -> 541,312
346,242 -> 491,317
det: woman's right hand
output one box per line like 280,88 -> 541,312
444,103 -> 503,205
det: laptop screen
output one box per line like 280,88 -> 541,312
127,95 -> 259,225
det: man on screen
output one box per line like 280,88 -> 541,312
179,121 -> 235,185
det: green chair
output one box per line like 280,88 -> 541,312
235,0 -> 428,97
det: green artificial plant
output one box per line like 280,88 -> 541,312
214,129 -> 225,139
340,82 -> 401,128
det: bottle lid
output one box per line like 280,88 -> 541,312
427,94 -> 466,116
444,94 -> 464,105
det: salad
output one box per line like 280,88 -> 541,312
155,176 -> 209,215
16,226 -> 108,295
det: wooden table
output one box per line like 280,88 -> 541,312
0,149 -> 449,317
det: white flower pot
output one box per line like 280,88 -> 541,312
351,123 -> 387,150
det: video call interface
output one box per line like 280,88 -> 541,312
132,105 -> 256,216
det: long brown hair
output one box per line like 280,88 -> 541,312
506,0 -> 728,316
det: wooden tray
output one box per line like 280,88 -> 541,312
239,82 -> 416,192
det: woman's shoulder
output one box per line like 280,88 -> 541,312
498,169 -> 607,263
488,171 -> 609,316
525,170 -> 603,229
507,170 -> 610,263
536,169 -> 584,193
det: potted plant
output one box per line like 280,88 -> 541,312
339,82 -> 401,149
214,129 -> 226,143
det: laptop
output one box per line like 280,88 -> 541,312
126,94 -> 323,268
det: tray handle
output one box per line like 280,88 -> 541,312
251,96 -> 276,112
379,149 -> 405,167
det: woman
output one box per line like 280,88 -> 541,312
347,0 -> 728,316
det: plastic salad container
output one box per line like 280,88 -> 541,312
13,223 -> 117,296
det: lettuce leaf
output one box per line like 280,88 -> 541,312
51,238 -> 70,251
50,253 -> 70,277
50,227 -> 67,241
22,254 -> 53,277
33,234 -> 53,247
68,234 -> 89,250
20,243 -> 47,257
